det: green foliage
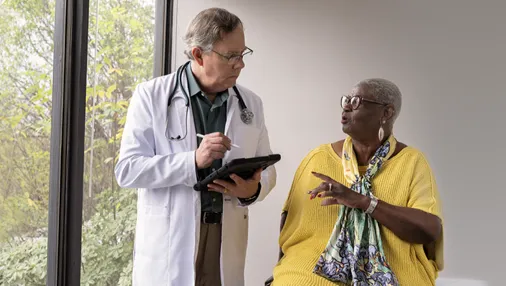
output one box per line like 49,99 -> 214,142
0,0 -> 54,248
80,189 -> 137,286
0,0 -> 154,284
0,237 -> 47,286
0,189 -> 137,286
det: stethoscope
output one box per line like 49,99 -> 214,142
165,61 -> 254,140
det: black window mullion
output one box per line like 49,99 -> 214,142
154,0 -> 175,77
47,0 -> 90,285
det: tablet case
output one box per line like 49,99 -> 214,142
193,154 -> 281,192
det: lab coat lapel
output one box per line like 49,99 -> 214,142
176,68 -> 199,242
183,73 -> 198,150
224,87 -> 238,136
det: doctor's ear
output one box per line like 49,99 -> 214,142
191,47 -> 204,66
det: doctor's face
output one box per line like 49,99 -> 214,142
201,26 -> 247,92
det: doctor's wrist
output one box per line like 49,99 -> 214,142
238,183 -> 261,205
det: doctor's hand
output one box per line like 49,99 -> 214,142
208,168 -> 262,199
195,132 -> 232,169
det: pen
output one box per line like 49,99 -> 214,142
196,133 -> 240,148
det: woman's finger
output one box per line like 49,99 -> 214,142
311,171 -> 334,182
321,198 -> 340,206
308,182 -> 328,194
316,190 -> 335,198
308,183 -> 332,199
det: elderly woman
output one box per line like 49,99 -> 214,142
268,79 -> 443,285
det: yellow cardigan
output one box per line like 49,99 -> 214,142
272,144 -> 443,286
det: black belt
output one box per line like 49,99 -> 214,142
201,211 -> 222,224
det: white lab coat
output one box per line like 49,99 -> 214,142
115,69 -> 277,286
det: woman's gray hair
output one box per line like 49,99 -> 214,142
356,78 -> 402,121
183,8 -> 243,60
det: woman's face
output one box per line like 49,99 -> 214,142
341,85 -> 386,140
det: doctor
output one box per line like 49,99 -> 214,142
115,7 -> 276,286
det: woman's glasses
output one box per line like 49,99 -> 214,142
341,95 -> 388,110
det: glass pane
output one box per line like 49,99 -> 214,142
81,0 -> 155,284
0,1 -> 55,284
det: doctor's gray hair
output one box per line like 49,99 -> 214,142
183,8 -> 243,60
356,78 -> 403,121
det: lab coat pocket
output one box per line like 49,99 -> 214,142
228,125 -> 261,159
133,251 -> 169,285
135,205 -> 171,260
132,209 -> 171,285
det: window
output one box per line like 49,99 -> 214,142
1,0 -> 173,285
80,0 -> 155,284
0,1 -> 55,284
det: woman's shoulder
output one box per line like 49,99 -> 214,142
391,143 -> 434,171
304,143 -> 340,161
395,143 -> 426,158
294,143 -> 341,172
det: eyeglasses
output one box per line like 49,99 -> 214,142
341,95 -> 388,110
212,47 -> 253,65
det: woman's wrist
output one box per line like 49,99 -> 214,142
356,195 -> 372,211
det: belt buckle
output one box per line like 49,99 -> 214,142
202,212 -> 221,224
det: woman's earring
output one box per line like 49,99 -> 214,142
378,120 -> 386,141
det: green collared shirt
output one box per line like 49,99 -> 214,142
186,64 -> 228,213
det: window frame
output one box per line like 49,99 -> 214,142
154,0 -> 175,77
46,0 -> 174,285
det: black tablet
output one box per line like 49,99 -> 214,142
193,154 -> 281,192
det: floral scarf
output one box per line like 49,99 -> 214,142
313,135 -> 399,286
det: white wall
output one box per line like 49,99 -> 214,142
174,1 -> 506,285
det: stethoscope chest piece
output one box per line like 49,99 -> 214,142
240,108 -> 254,125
